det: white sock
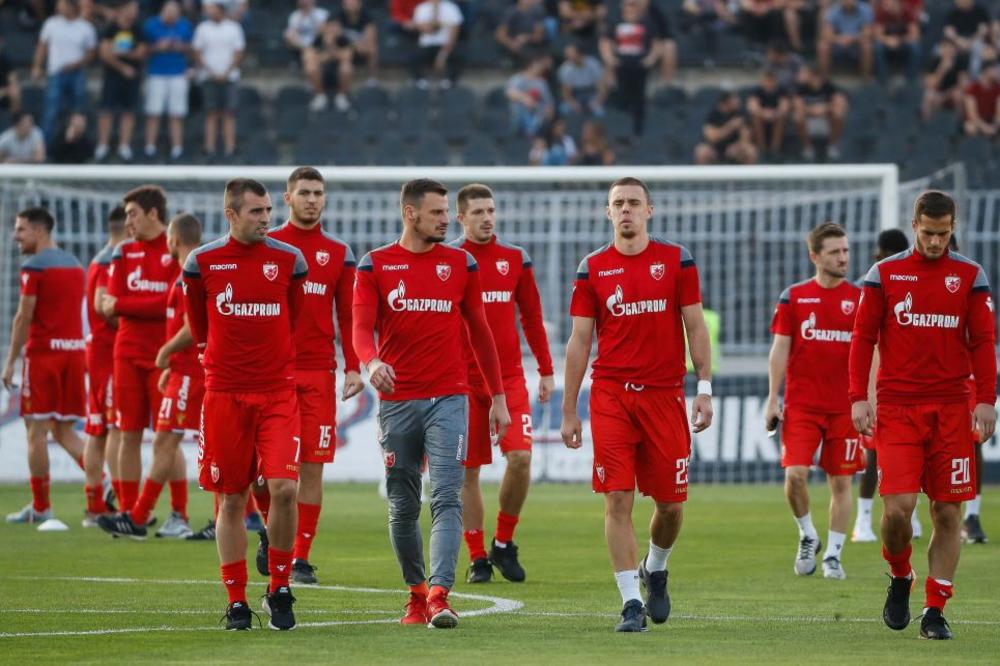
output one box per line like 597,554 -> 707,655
965,495 -> 982,519
614,569 -> 641,604
795,512 -> 819,540
645,541 -> 671,573
823,530 -> 846,560
857,497 -> 873,518
494,541 -> 507,548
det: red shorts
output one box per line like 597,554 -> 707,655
781,406 -> 864,475
589,380 -> 691,503
295,369 -> 337,464
21,351 -> 86,421
875,402 -> 976,502
155,371 -> 205,434
113,356 -> 162,432
85,360 -> 114,437
198,388 -> 301,494
860,432 -> 875,451
465,378 -> 533,469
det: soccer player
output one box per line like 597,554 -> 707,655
3,207 -> 87,523
849,190 -> 997,640
261,166 -> 363,584
353,179 -> 510,629
561,177 -> 714,633
82,206 -> 128,526
101,185 -> 182,517
765,222 -> 862,580
98,213 -> 204,539
450,183 -> 554,584
183,178 -> 308,631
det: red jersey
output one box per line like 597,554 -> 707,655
570,238 -> 702,388
965,79 -> 1000,122
164,278 -> 201,376
353,242 -> 502,401
20,247 -> 86,355
451,236 -> 553,383
182,235 -> 308,393
771,278 -> 860,413
108,233 -> 179,362
268,222 -> 359,373
849,248 -> 997,406
85,244 -> 116,356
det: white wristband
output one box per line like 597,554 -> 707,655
697,380 -> 713,397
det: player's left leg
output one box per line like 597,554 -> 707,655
7,418 -> 53,523
817,422 -> 864,578
822,474 -> 852,579
491,450 -> 531,582
781,407 -> 824,575
460,466 -> 491,582
163,445 -> 190,535
852,439 -> 878,542
292,461 -> 323,583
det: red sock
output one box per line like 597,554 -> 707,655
119,480 -> 139,512
213,493 -> 220,519
924,576 -> 953,611
74,455 -> 85,470
169,480 -> 188,519
220,560 -> 248,604
112,479 -> 123,507
29,476 -> 50,513
464,529 -> 487,561
293,502 -> 321,562
882,543 -> 913,579
84,485 -> 107,514
254,488 -> 271,524
130,479 -> 164,526
268,547 -> 293,592
244,494 -> 258,517
495,511 -> 519,544
409,581 -> 429,597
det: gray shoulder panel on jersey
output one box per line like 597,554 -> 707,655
183,236 -> 227,277
111,240 -> 130,260
651,236 -> 695,267
576,243 -> 610,279
446,237 -> 465,249
464,249 -> 478,271
357,252 -> 374,272
950,251 -> 991,291
263,236 -> 309,276
319,229 -> 356,266
92,244 -> 115,266
778,278 -> 812,304
863,263 -> 881,288
22,247 -> 81,270
879,248 -> 913,264
495,237 -> 533,268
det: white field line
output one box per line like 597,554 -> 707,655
510,611 -> 1000,626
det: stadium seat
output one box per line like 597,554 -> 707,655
372,134 -> 411,166
435,107 -> 475,143
331,136 -> 369,166
500,137 -> 531,166
354,85 -> 391,111
412,134 -> 451,166
20,86 -> 44,118
652,85 -> 688,109
277,85 -> 312,110
276,107 -> 309,142
293,136 -> 333,165
461,135 -> 501,166
354,109 -> 393,142
395,86 -> 432,114
243,140 -> 280,165
437,85 -> 477,114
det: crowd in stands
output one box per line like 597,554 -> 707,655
0,0 -> 997,172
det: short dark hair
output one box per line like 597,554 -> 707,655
875,228 -> 909,260
16,207 -> 55,234
457,184 -> 494,214
807,221 -> 847,254
224,178 -> 268,212
123,185 -> 168,225
168,212 -> 202,246
400,178 -> 448,214
913,190 -> 956,223
287,166 -> 324,191
608,177 -> 651,204
107,205 -> 127,233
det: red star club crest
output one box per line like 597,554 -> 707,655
496,260 -> 509,275
436,264 -> 452,281
841,300 -> 855,315
945,275 -> 961,294
263,262 -> 278,281
315,250 -> 330,266
650,263 -> 665,281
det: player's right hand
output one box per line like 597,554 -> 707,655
852,400 -> 875,436
1,361 -> 14,391
157,369 -> 170,393
764,399 -> 783,432
368,359 -> 396,394
561,411 -> 583,449
973,403 -> 997,443
155,346 -> 170,370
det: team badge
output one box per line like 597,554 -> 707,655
210,463 -> 220,483
436,263 -> 452,281
161,253 -> 173,267
316,250 -> 330,266
383,450 -> 396,468
595,464 -> 606,483
841,300 -> 855,315
650,263 -> 665,281
945,275 -> 961,294
496,260 -> 509,276
263,262 -> 279,281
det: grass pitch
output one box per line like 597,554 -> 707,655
1,482 -> 997,664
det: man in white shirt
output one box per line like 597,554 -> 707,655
284,0 -> 331,112
411,0 -> 463,88
0,112 -> 46,164
31,0 -> 97,139
192,0 -> 245,157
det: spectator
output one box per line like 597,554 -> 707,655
694,91 -> 758,164
943,0 -> 990,72
601,0 -> 661,135
143,0 -> 193,161
559,0 -> 606,42
192,0 -> 245,158
284,0 -> 330,112
575,119 -> 616,164
558,40 -> 608,116
818,0 -> 874,80
963,59 -> 1000,136
95,0 -> 145,162
31,0 -> 98,139
793,65 -> 849,160
682,0 -> 737,64
0,111 -> 46,163
411,0 -> 463,88
507,55 -> 555,136
740,0 -> 786,49
496,0 -> 549,64
530,117 -> 578,165
633,0 -> 678,84
0,36 -> 21,114
389,0 -> 423,48
50,112 -> 95,163
747,69 -> 790,158
321,0 -> 379,112
922,39 -> 965,120
764,39 -> 805,89
873,0 -> 921,84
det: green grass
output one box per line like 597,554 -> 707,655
1,482 -> 998,664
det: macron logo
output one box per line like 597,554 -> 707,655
383,264 -> 409,271
49,338 -> 85,351
890,274 -> 918,282
598,268 -> 625,277
210,263 -> 237,271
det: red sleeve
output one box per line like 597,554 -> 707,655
770,289 -> 793,336
678,263 -> 701,307
95,266 -> 109,290
515,266 -> 554,376
335,265 -> 360,373
848,280 -> 885,403
968,286 -> 998,405
182,272 -> 208,348
20,269 -> 40,297
461,268 -> 503,396
351,266 -> 379,367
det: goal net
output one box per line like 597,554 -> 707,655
0,164 -> 902,484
